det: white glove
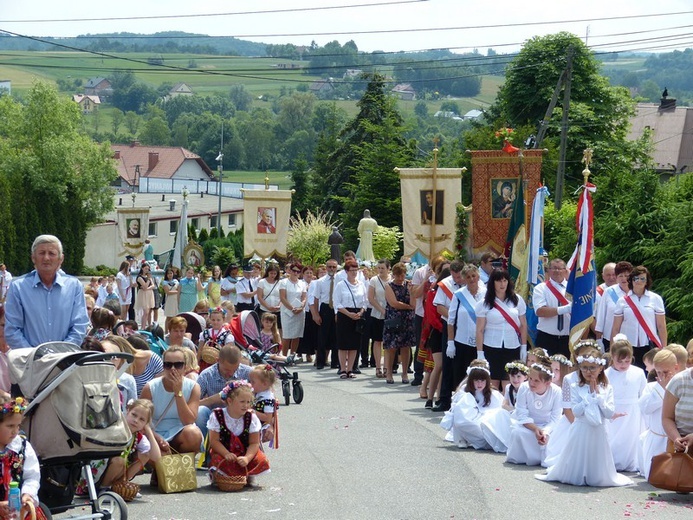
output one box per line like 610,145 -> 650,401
557,304 -> 571,315
446,341 -> 456,359
476,350 -> 485,360
520,344 -> 527,361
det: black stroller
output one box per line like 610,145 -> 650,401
229,310 -> 304,406
8,342 -> 135,520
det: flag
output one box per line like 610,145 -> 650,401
525,185 -> 550,347
172,199 -> 188,269
503,172 -> 527,298
566,182 -> 597,350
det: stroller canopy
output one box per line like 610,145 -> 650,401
8,342 -> 85,397
229,310 -> 262,349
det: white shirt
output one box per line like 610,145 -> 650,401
612,290 -> 665,346
279,278 -> 307,316
513,381 -> 562,431
475,297 -> 526,349
236,276 -> 255,305
432,275 -> 462,323
369,275 -> 390,320
257,278 -> 281,311
595,284 -> 626,336
313,274 -> 336,306
411,265 -> 431,317
533,278 -> 571,335
448,285 -> 486,345
0,269 -> 12,300
207,408 -> 261,436
333,279 -> 367,313
116,271 -> 132,304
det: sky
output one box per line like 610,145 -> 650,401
0,0 -> 692,55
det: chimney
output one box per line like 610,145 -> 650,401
148,152 -> 159,171
114,150 -> 121,159
130,140 -> 140,147
169,199 -> 176,211
659,98 -> 676,111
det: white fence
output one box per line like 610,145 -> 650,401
139,178 -> 277,198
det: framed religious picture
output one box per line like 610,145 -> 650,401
184,242 -> 204,268
126,218 -> 141,238
257,207 -> 277,234
491,178 -> 517,219
420,190 -> 444,225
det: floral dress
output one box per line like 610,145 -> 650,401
383,281 -> 416,349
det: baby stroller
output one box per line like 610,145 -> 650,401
229,310 -> 304,406
8,342 -> 135,520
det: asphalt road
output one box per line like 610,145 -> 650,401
56,364 -> 692,520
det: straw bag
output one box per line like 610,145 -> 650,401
200,342 -> 221,365
111,478 -> 140,502
648,444 -> 693,493
214,469 -> 247,492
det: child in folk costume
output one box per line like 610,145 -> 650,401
536,348 -> 633,486
605,337 -> 647,472
505,358 -> 562,466
208,381 -> 270,488
441,361 -> 503,449
638,349 -> 682,478
0,397 -> 47,520
198,308 -> 235,371
479,361 -> 528,453
249,365 -> 279,447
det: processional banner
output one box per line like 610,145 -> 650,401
117,207 -> 150,258
398,168 -> 463,260
243,189 -> 292,258
470,150 -> 543,257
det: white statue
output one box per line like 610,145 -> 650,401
357,209 -> 378,263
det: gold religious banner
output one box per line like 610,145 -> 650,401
470,149 -> 543,256
397,164 -> 463,260
117,207 -> 150,257
242,189 -> 293,258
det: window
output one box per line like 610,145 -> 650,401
210,215 -> 218,228
228,214 -> 236,227
170,220 -> 178,234
148,222 -> 157,237
191,218 -> 199,229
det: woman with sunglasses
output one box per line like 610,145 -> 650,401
279,262 -> 307,357
610,265 -> 667,369
141,346 -> 203,458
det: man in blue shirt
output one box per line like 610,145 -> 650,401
4,235 -> 90,349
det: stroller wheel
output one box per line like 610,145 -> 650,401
282,379 -> 291,406
97,490 -> 128,520
292,381 -> 304,404
39,502 -> 53,519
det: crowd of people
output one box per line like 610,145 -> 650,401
0,234 -> 692,512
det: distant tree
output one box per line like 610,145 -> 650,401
125,111 -> 140,134
290,156 -> 310,215
112,108 -> 124,135
639,79 -> 661,102
138,116 -> 171,145
229,84 -> 253,112
287,210 -> 337,267
439,100 -> 460,115
414,101 -> 428,118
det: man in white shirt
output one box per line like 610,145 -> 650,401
533,258 -> 571,358
0,263 -> 12,303
310,259 -> 339,369
595,261 -> 632,352
478,253 -> 495,284
235,265 -> 257,312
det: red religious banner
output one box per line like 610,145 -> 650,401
470,150 -> 543,256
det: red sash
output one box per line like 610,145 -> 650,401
623,295 -> 662,348
546,281 -> 570,306
437,280 -> 454,300
596,284 -> 604,296
493,300 -> 522,341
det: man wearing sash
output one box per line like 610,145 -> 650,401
595,261 -> 632,352
532,259 -> 571,358
310,259 -> 340,370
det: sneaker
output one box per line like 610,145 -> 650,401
351,368 -> 362,375
135,492 -> 142,499
424,400 -> 433,409
286,354 -> 296,366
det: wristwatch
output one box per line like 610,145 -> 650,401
176,390 -> 183,398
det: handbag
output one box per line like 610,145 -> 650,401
648,443 -> 693,493
154,447 -> 198,493
384,314 -> 404,331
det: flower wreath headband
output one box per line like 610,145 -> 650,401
1,397 -> 28,415
576,355 -> 607,366
530,363 -> 555,378
549,355 -> 573,368
467,365 -> 491,376
505,362 -> 529,375
220,380 -> 253,400
209,306 -> 227,316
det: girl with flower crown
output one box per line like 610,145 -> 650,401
505,357 -> 562,466
208,381 -> 270,488
536,348 -> 633,486
0,396 -> 48,519
440,360 -> 503,449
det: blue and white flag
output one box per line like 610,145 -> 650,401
525,185 -> 549,347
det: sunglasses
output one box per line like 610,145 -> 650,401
163,361 -> 185,370
291,268 -> 301,273
632,276 -> 647,282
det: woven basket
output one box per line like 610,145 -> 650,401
112,478 -> 141,502
215,473 -> 247,492
200,343 -> 220,365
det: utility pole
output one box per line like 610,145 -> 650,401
217,121 -> 223,236
555,47 -> 574,210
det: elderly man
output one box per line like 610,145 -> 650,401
532,258 -> 571,358
5,235 -> 89,349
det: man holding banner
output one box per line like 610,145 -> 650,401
532,259 -> 571,358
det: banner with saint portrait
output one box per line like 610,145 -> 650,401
117,207 -> 150,258
397,168 -> 463,260
243,189 -> 293,258
470,150 -> 543,256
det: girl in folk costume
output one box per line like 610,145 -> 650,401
419,268 -> 448,406
479,361 -> 528,453
441,361 -> 503,449
604,337 -> 647,472
197,308 -> 234,371
89,307 -> 117,342
536,348 -> 633,486
638,349 -> 682,478
207,381 -> 270,487
505,357 -> 562,466
249,365 -> 279,447
0,397 -> 47,520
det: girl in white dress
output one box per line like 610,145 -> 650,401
536,348 -> 633,486
605,338 -> 647,472
638,349 -> 682,478
479,361 -> 528,453
441,361 -> 503,449
505,358 -> 562,466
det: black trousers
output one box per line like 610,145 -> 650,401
536,330 -> 570,358
452,342 -> 477,392
236,302 -> 255,312
354,308 -> 372,369
412,314 -> 424,382
317,303 -> 338,368
438,327 -> 454,404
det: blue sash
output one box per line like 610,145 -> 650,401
454,291 -> 477,325
607,287 -> 619,304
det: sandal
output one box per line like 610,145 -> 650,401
376,368 -> 384,378
347,372 -> 357,379
401,377 -> 410,384
339,371 -> 348,379
386,379 -> 394,384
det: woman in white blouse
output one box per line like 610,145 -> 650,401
256,264 -> 282,332
279,262 -> 307,356
368,260 -> 391,378
333,259 -> 368,379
